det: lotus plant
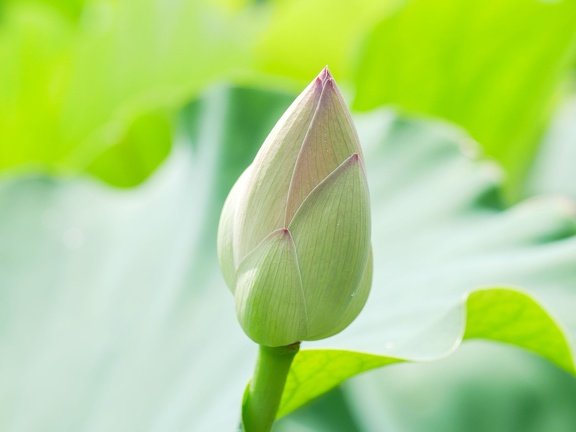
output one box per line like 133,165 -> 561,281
217,67 -> 372,431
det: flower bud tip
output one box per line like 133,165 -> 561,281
344,153 -> 361,168
318,66 -> 332,83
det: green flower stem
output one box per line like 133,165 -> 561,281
243,342 -> 300,432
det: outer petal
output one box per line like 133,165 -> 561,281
289,154 -> 371,339
284,71 -> 364,224
217,166 -> 251,292
307,247 -> 373,340
234,77 -> 323,261
235,229 -> 309,347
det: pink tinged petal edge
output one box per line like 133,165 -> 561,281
233,76 -> 324,262
284,69 -> 363,226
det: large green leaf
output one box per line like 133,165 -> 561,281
1,87 -> 575,431
354,0 -> 576,199
279,288 -> 574,418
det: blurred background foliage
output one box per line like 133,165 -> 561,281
2,0 -> 576,198
2,0 -> 576,431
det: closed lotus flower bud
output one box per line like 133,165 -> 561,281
218,67 -> 372,347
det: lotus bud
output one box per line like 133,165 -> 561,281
217,67 -> 372,347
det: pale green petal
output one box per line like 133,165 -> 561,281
285,71 -> 364,224
234,78 -> 323,261
217,166 -> 251,292
289,154 -> 371,339
308,247 -> 373,341
235,229 -> 309,347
